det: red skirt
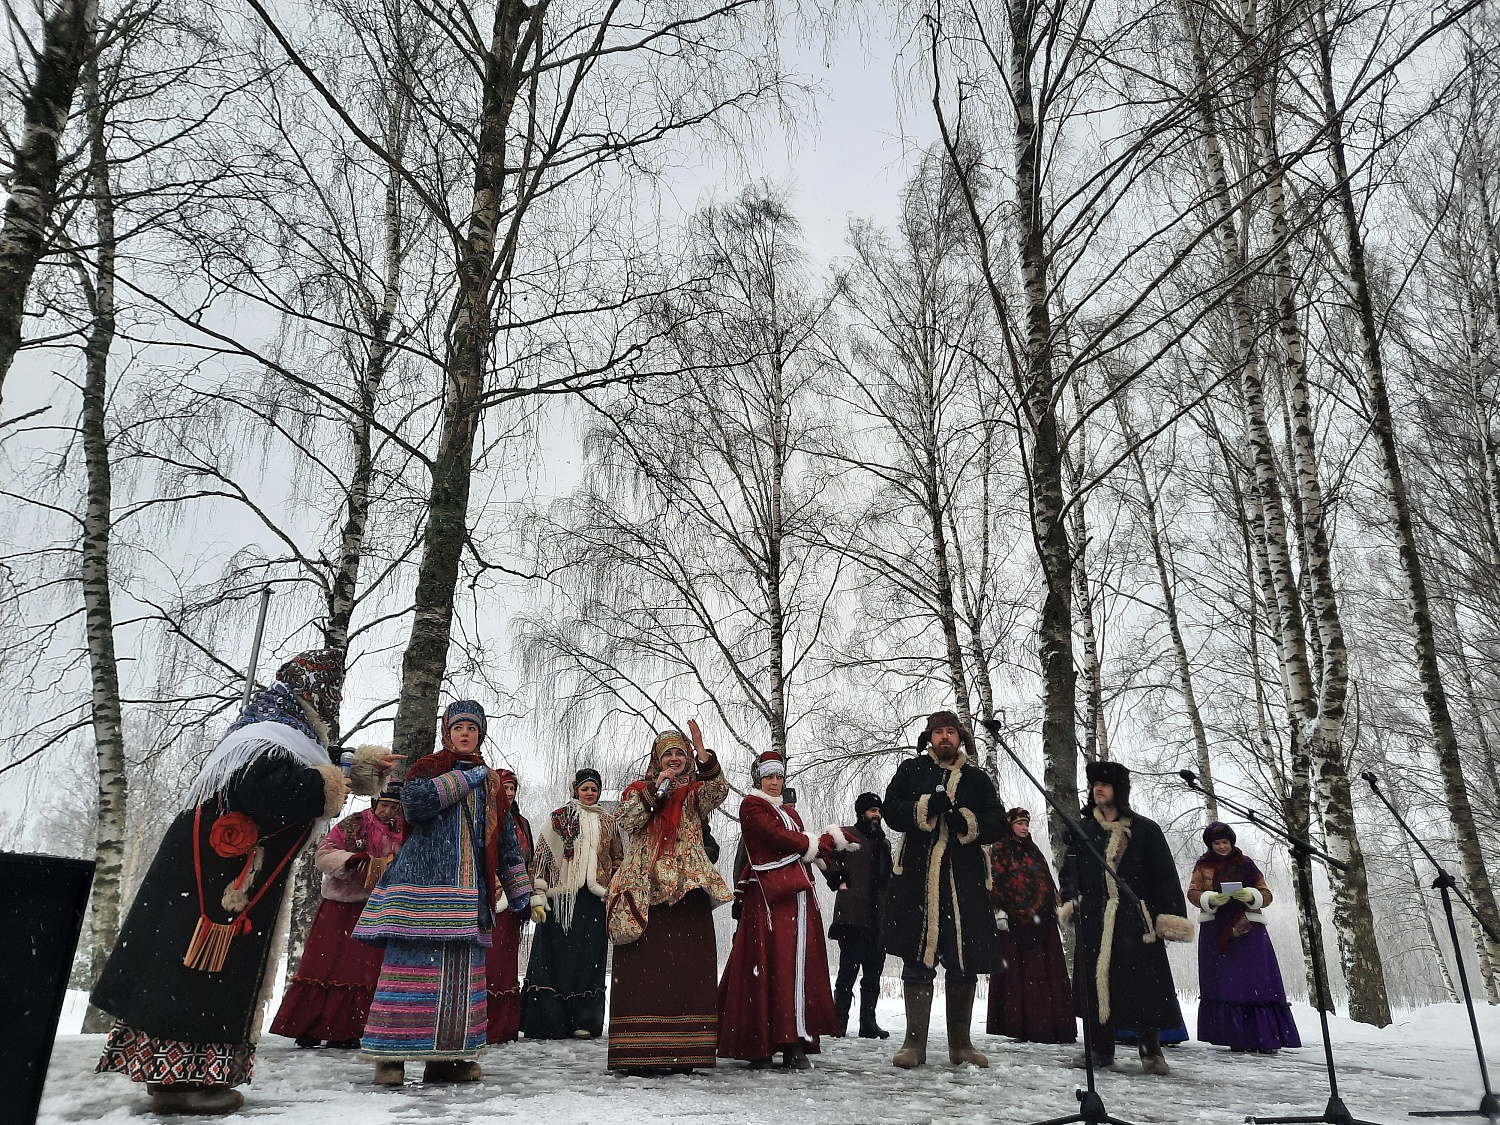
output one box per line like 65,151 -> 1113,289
717,885 -> 835,1061
986,916 -> 1076,1043
270,898 -> 385,1043
485,910 -> 523,1044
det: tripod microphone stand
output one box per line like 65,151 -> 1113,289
1177,769 -> 1380,1125
982,719 -> 1149,1125
1362,771 -> 1500,1124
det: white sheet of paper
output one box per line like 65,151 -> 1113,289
1219,880 -> 1244,895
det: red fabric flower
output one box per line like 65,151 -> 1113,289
208,811 -> 259,858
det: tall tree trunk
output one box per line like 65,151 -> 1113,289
1007,0 -> 1078,869
0,0 -> 96,398
1242,0 -> 1387,1024
77,42 -> 126,1035
1309,1 -> 1500,970
391,0 -> 533,765
1067,383 -> 1107,764
285,122 -> 412,975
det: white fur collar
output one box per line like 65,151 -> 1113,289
744,787 -> 784,808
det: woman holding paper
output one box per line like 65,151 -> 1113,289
1188,823 -> 1301,1052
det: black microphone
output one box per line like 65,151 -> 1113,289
1360,771 -> 1378,786
1179,769 -> 1198,786
979,717 -> 1003,736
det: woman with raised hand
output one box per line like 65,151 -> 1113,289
520,767 -> 623,1039
605,721 -> 730,1074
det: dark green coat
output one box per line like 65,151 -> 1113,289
880,749 -> 1007,971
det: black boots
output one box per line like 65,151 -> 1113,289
858,988 -> 889,1039
834,988 -> 853,1037
1138,1029 -> 1170,1076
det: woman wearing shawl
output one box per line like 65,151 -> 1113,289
605,721 -> 730,1073
986,808 -> 1076,1043
520,767 -> 623,1039
1188,822 -> 1301,1052
484,770 -> 533,1043
354,700 -> 534,1085
91,649 -> 399,1115
270,779 -> 407,1048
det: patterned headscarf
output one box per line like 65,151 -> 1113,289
441,699 -> 487,757
275,648 -> 344,724
573,768 -> 603,795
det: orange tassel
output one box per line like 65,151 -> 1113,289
183,913 -> 250,972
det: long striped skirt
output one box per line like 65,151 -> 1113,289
360,939 -> 486,1060
606,889 -> 718,1072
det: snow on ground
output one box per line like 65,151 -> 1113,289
39,998 -> 1493,1124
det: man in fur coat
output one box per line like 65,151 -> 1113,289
1062,760 -> 1194,1075
881,710 -> 1007,1069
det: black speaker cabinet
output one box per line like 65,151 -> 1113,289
0,852 -> 96,1125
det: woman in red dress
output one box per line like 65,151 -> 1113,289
271,781 -> 406,1047
986,807 -> 1076,1043
485,770 -> 534,1043
717,750 -> 856,1069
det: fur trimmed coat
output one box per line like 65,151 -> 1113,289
1062,807 -> 1193,1029
91,745 -> 389,1044
880,748 -> 1007,972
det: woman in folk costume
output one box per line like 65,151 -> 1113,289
986,808 -> 1075,1044
520,767 -> 623,1039
606,721 -> 731,1074
484,770 -> 533,1044
1189,822 -> 1300,1052
271,779 -> 407,1048
717,750 -> 857,1069
91,649 -> 399,1115
354,700 -> 534,1085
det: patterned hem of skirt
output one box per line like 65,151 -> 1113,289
359,1048 -> 486,1061
522,984 -> 606,1001
96,1022 -> 254,1087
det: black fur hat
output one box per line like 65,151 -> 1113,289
916,710 -> 976,756
855,791 -> 882,817
1085,759 -> 1132,812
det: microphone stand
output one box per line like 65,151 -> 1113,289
1178,769 -> 1379,1125
983,720 -> 1148,1125
1363,771 -> 1500,1124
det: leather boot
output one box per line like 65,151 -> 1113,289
781,1043 -> 813,1070
834,988 -> 853,1037
858,988 -> 889,1039
373,1061 -> 405,1086
1138,1030 -> 1170,1076
945,982 -> 989,1067
148,1084 -> 245,1115
891,981 -> 933,1068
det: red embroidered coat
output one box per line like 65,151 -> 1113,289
716,791 -> 850,1060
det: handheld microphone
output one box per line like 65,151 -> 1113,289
656,779 -> 671,798
1179,769 -> 1198,785
340,749 -> 355,776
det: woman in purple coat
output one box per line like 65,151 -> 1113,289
1187,823 -> 1300,1052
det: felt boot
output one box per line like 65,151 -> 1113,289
148,1084 -> 245,1115
891,981 -> 933,1068
782,1044 -> 813,1070
1138,1030 -> 1170,1076
859,987 -> 889,1039
834,988 -> 853,1037
373,1061 -> 405,1086
945,983 -> 989,1067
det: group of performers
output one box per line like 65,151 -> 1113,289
85,655 -> 1302,1115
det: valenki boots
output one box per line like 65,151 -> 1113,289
945,983 -> 989,1067
892,981 -> 933,1068
834,988 -> 854,1037
1138,1029 -> 1170,1076
859,985 -> 889,1039
147,1084 -> 245,1115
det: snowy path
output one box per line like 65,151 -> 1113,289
39,1000 -> 1489,1124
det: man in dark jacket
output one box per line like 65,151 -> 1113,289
823,791 -> 893,1038
1062,760 -> 1194,1076
881,710 -> 1006,1068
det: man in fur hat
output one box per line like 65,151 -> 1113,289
823,791 -> 893,1039
1062,760 -> 1194,1076
881,710 -> 1007,1068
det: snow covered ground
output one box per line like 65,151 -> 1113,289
39,998 -> 1492,1124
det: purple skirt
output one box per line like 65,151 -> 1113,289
1197,917 -> 1301,1051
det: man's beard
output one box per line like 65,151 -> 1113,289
861,817 -> 885,838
